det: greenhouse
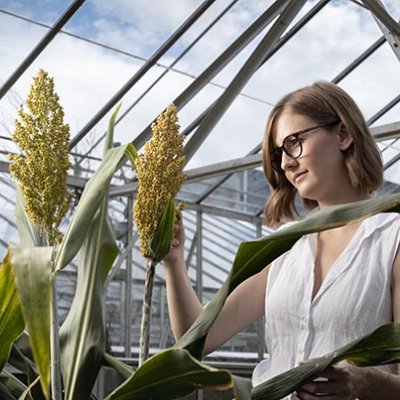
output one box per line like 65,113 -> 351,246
1,1 -> 400,399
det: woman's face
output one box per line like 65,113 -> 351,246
273,110 -> 353,206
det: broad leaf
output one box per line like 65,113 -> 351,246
149,196 -> 175,262
59,106 -> 121,400
105,348 -> 232,400
55,142 -> 137,271
174,193 -> 400,358
251,323 -> 400,399
11,246 -> 53,399
0,251 -> 24,372
59,215 -> 118,400
0,370 -> 31,400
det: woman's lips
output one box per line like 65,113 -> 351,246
293,171 -> 306,183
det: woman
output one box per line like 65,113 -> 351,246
163,81 -> 400,399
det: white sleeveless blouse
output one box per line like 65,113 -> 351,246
252,213 -> 400,399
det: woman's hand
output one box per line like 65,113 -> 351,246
296,361 -> 361,400
163,219 -> 186,266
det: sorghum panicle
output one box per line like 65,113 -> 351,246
9,69 -> 72,245
134,104 -> 186,257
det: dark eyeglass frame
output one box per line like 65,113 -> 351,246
270,120 -> 340,172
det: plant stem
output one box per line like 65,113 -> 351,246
138,258 -> 156,366
50,276 -> 63,399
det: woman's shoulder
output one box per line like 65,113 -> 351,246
360,213 -> 400,253
363,212 -> 400,232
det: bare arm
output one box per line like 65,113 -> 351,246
163,219 -> 268,355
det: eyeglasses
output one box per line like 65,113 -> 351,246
270,121 -> 340,172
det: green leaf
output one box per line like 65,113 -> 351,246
251,323 -> 400,400
12,332 -> 34,361
59,212 -> 118,400
149,196 -> 175,262
103,353 -> 135,380
125,143 -> 139,166
174,193 -> 400,358
8,346 -> 36,381
59,105 -> 121,400
103,103 -> 122,156
17,376 -> 40,400
8,346 -> 45,400
232,375 -> 252,400
105,348 -> 233,400
55,143 -> 137,271
0,370 -> 31,400
11,246 -> 53,399
0,251 -> 25,373
15,187 -> 41,247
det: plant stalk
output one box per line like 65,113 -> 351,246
138,257 -> 156,366
50,276 -> 63,399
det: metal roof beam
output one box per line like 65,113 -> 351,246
184,153 -> 263,183
184,202 -> 262,224
367,94 -> 400,125
332,36 -> 385,84
108,153 -> 262,197
372,121 -> 400,141
361,0 -> 400,36
0,0 -> 85,100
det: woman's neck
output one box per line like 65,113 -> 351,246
317,191 -> 370,208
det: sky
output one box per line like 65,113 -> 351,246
0,0 -> 400,184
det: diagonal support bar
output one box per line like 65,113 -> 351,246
0,0 -> 85,100
332,35 -> 386,84
361,0 -> 400,35
361,0 -> 400,63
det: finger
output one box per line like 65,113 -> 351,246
296,389 -> 350,400
301,380 -> 344,394
319,365 -> 351,381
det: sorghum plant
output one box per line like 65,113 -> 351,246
133,104 -> 186,365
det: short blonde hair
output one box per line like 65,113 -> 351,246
263,81 -> 383,227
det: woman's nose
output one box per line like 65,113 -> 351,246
281,151 -> 297,171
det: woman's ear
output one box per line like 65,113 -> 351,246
336,123 -> 353,150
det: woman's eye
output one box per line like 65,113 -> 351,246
287,136 -> 300,147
